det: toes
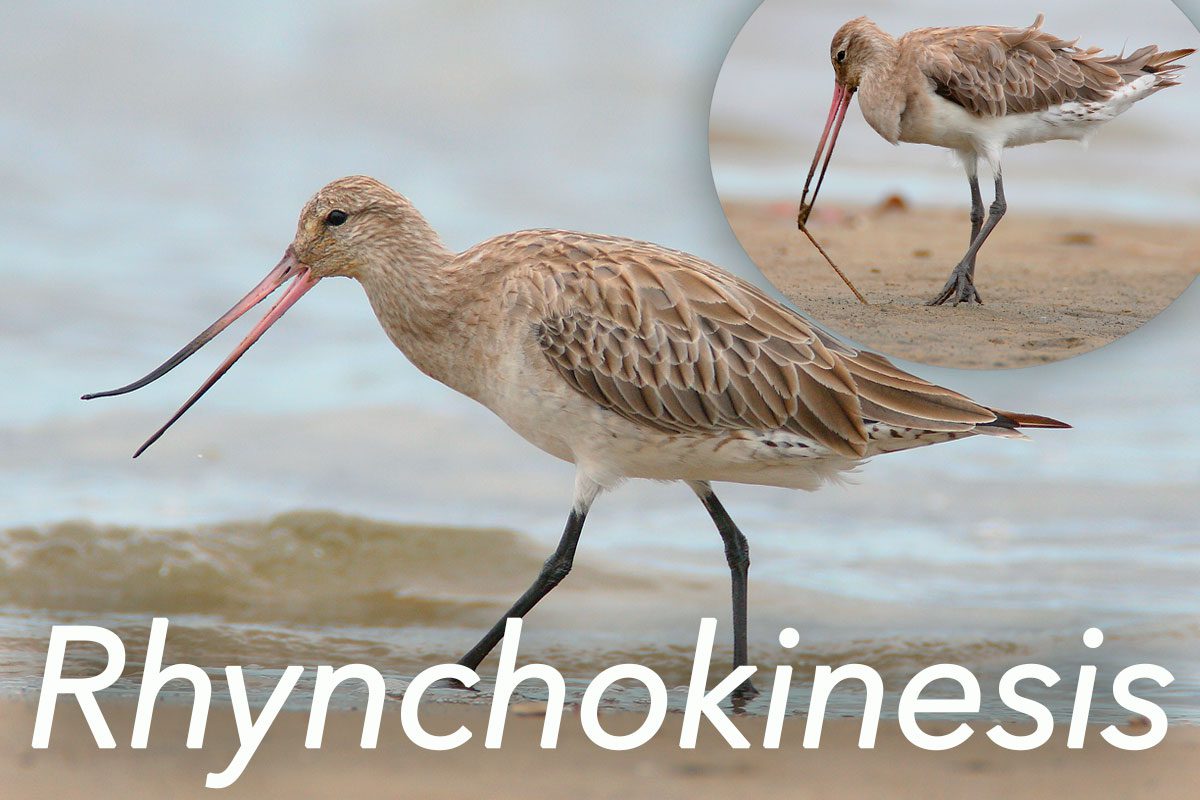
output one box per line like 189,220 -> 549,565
927,284 -> 956,306
930,272 -> 980,306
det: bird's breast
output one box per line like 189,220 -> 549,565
897,91 -> 981,149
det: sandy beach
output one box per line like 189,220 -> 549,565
4,698 -> 1198,798
724,200 -> 1200,369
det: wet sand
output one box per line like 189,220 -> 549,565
5,699 -> 1198,798
724,200 -> 1200,369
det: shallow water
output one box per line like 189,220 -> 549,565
2,1 -> 1200,725
2,511 -> 1197,724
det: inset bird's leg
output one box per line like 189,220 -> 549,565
965,172 -> 984,278
454,485 -> 595,673
690,481 -> 759,699
930,172 -> 1005,306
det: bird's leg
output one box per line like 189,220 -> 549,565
454,500 -> 591,674
967,174 -> 1007,275
965,172 -> 984,276
929,173 -> 1005,306
690,481 -> 759,699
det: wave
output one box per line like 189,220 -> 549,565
0,511 -> 556,626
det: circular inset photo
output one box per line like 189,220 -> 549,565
710,0 -> 1200,369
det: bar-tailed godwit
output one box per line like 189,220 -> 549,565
799,14 -> 1194,305
84,176 -> 1068,696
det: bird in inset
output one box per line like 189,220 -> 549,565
798,14 -> 1194,305
84,176 -> 1068,697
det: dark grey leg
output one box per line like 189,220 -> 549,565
963,174 -> 1007,279
691,481 -> 759,698
456,506 -> 588,671
966,172 -> 984,276
929,173 -> 1006,306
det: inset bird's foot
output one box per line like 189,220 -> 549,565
927,266 -> 982,306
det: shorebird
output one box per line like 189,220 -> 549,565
84,176 -> 1068,696
798,14 -> 1193,305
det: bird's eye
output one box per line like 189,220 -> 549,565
326,209 -> 348,226
836,49 -> 847,63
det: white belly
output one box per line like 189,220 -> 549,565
480,350 -> 985,493
897,73 -> 1159,160
481,355 -> 858,491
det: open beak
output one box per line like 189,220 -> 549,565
798,81 -> 855,227
82,249 -> 320,457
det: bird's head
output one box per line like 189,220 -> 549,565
289,175 -> 425,281
798,17 -> 892,226
81,175 -> 442,457
829,16 -> 888,91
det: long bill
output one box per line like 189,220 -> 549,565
797,81 -> 854,228
81,249 -> 320,458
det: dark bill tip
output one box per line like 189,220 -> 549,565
798,81 -> 854,228
80,251 -> 300,403
127,267 -> 319,458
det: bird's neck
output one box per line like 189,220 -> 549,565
857,34 -> 905,144
356,220 -> 477,393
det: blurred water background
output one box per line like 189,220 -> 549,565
1,0 -> 1198,723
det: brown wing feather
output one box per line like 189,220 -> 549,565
909,14 -> 1191,116
517,231 -> 999,458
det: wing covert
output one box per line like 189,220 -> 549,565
910,14 -> 1129,116
509,231 -> 998,459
